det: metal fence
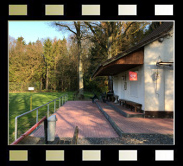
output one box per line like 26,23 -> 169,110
14,94 -> 68,141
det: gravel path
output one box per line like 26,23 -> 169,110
36,134 -> 173,145
76,134 -> 173,145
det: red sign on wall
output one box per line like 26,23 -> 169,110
129,71 -> 138,81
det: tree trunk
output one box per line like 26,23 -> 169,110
107,36 -> 112,59
78,41 -> 84,95
69,77 -> 71,91
62,79 -> 63,91
46,67 -> 48,90
107,35 -> 113,92
76,22 -> 84,96
40,78 -> 42,91
54,56 -> 57,91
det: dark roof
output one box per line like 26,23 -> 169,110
92,22 -> 173,78
102,22 -> 173,66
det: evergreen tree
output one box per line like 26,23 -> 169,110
52,21 -> 89,96
43,38 -> 53,90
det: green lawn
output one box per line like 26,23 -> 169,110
9,91 -> 93,144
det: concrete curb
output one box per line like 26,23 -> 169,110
106,101 -> 144,118
106,101 -> 128,117
95,101 -> 123,137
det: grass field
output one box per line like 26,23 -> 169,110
9,91 -> 93,144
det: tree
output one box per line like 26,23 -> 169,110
43,38 -> 53,90
85,21 -> 151,92
9,37 -> 27,83
9,21 -> 158,93
32,39 -> 44,89
52,38 -> 70,91
51,21 -> 88,96
85,22 -> 123,92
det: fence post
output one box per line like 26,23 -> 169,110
36,109 -> 38,124
54,100 -> 56,112
59,98 -> 60,107
15,117 -> 18,141
47,104 -> 49,118
62,96 -> 63,105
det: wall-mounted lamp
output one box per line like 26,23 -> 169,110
156,61 -> 173,67
158,37 -> 164,43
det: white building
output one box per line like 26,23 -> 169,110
92,22 -> 174,118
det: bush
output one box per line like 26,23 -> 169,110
84,76 -> 108,95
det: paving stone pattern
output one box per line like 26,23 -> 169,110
32,101 -> 118,138
97,102 -> 173,134
32,101 -> 173,139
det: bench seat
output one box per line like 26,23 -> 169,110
118,99 -> 142,112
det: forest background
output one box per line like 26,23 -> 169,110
9,21 -> 161,95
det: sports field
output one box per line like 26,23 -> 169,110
9,91 -> 93,144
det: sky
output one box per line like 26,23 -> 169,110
9,21 -> 69,44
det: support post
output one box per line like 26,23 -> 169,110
30,95 -> 32,110
54,100 -> 56,112
47,104 -> 49,118
44,118 -> 48,144
36,109 -> 38,124
15,117 -> 18,141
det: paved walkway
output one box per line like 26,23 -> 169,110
32,101 -> 173,139
97,101 -> 173,135
32,101 -> 118,138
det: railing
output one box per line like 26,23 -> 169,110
14,94 -> 68,141
11,116 -> 47,145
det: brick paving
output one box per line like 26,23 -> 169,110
97,101 -> 173,135
32,101 -> 173,139
32,101 -> 118,138
109,102 -> 144,115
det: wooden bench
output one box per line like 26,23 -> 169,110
125,101 -> 142,112
119,99 -> 129,106
118,99 -> 142,112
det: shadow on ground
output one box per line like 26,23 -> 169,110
18,133 -> 173,145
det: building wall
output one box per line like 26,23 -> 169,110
144,29 -> 174,112
113,65 -> 145,110
112,28 -> 174,114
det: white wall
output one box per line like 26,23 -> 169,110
144,29 -> 174,112
113,65 -> 145,110
113,28 -> 174,112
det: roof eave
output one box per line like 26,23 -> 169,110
103,30 -> 172,67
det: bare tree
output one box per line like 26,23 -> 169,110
51,21 -> 88,96
85,21 -> 150,92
